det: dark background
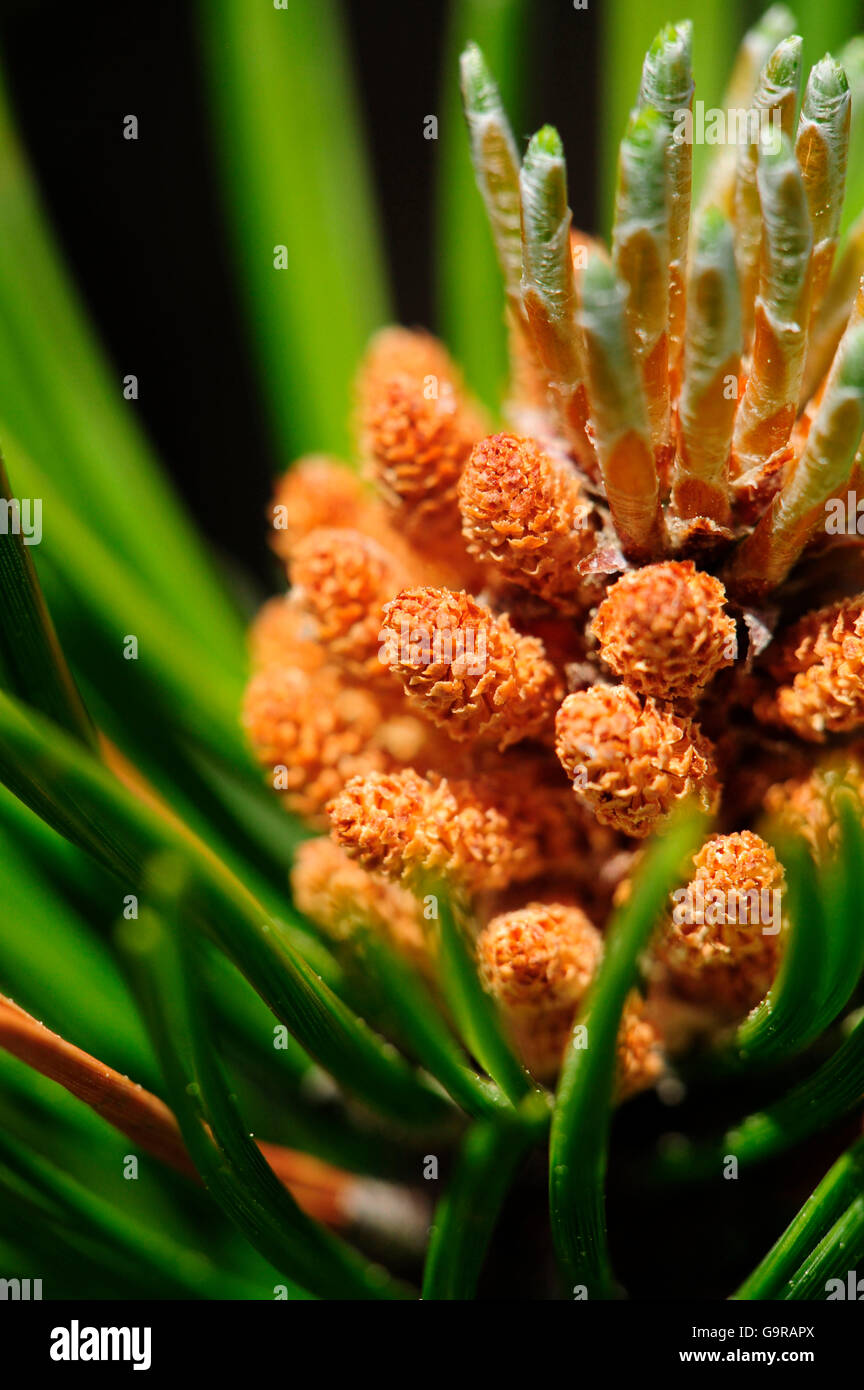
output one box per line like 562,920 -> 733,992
0,0 -> 599,585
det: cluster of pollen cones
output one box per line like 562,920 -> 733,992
243,8 -> 864,1098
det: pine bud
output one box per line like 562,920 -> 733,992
379,587 -> 562,748
556,684 -> 719,835
592,561 -> 736,699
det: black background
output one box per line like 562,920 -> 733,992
0,0 -> 599,585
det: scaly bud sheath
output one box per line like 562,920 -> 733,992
699,5 -> 798,215
798,45 -> 860,400
732,131 -> 813,489
727,286 -> 864,601
379,586 -> 562,748
733,37 -> 803,349
458,432 -> 598,613
460,43 -> 522,300
459,43 -> 543,409
638,21 -> 694,396
612,106 -> 672,473
801,210 -> 864,404
578,254 -> 665,559
672,208 -> 741,523
796,56 -> 851,328
519,126 -> 595,471
839,36 -> 864,248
